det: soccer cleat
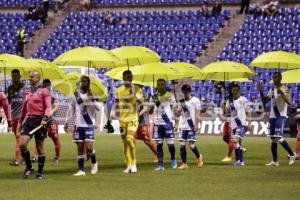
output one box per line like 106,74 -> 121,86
123,166 -> 132,173
241,161 -> 245,166
35,174 -> 44,180
91,163 -> 98,175
52,158 -> 60,164
31,156 -> 38,163
22,167 -> 34,179
288,154 -> 296,165
287,154 -> 299,160
73,170 -> 86,176
242,147 -> 247,153
265,161 -> 279,166
131,164 -> 137,173
178,163 -> 188,170
9,159 -> 20,166
171,159 -> 177,169
197,155 -> 204,168
233,160 -> 243,166
154,165 -> 165,171
221,156 -> 232,162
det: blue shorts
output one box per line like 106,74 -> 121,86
153,123 -> 175,141
231,126 -> 246,139
73,127 -> 95,142
268,117 -> 286,138
178,130 -> 196,142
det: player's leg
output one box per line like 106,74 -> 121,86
73,127 -> 86,176
48,122 -> 61,163
84,127 -> 97,174
178,130 -> 188,169
165,123 -> 176,169
222,122 -> 234,162
295,128 -> 300,158
35,133 -> 46,179
10,118 -> 21,166
141,125 -> 157,156
20,135 -> 33,177
275,117 -> 296,165
153,125 -> 164,170
188,138 -> 203,168
126,120 -> 138,173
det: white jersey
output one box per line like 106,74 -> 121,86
178,97 -> 201,131
70,92 -> 101,128
267,85 -> 289,118
151,92 -> 176,125
225,96 -> 249,129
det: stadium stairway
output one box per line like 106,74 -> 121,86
195,13 -> 246,67
24,1 -> 75,58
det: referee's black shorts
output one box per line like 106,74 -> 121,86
21,116 -> 47,141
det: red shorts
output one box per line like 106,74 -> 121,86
223,122 -> 232,136
12,118 -> 20,134
135,125 -> 151,140
47,122 -> 59,139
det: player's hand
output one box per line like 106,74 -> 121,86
294,114 -> 300,119
41,120 -> 47,126
64,123 -> 69,133
173,124 -> 179,133
256,82 -> 264,92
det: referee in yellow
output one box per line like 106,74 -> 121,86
111,70 -> 144,173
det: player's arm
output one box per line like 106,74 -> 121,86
224,100 -> 230,116
0,95 -> 12,130
257,82 -> 270,105
50,99 -> 59,117
195,99 -> 202,132
42,89 -> 52,125
138,104 -> 148,117
64,99 -> 76,132
277,86 -> 291,105
175,102 -> 182,117
245,99 -> 252,131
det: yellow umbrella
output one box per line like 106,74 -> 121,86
104,66 -> 154,87
111,46 -> 160,67
169,62 -> 204,78
280,69 -> 300,83
27,58 -> 65,80
53,72 -> 108,102
105,62 -> 186,87
195,61 -> 255,81
0,53 -> 33,91
250,50 -> 300,69
53,46 -> 125,68
0,53 -> 33,76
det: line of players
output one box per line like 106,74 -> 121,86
0,69 -> 299,179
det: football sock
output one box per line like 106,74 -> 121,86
156,143 -> 163,166
52,137 -> 61,159
77,155 -> 85,171
15,135 -> 21,160
228,140 -> 234,157
167,144 -> 175,160
271,142 -> 278,162
122,139 -> 131,167
180,145 -> 187,163
279,139 -> 294,156
37,154 -> 45,174
90,149 -> 96,164
126,135 -> 136,165
295,138 -> 300,155
235,144 -> 241,161
145,140 -> 157,155
21,149 -> 32,169
190,144 -> 200,158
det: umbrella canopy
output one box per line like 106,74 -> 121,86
53,46 -> 125,68
27,58 -> 65,80
169,62 -> 204,78
105,62 -> 186,87
250,50 -> 300,69
0,53 -> 33,76
111,46 -> 160,67
195,61 -> 255,81
53,72 -> 108,102
280,69 -> 300,83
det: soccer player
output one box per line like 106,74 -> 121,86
135,91 -> 157,162
151,79 -> 177,171
0,92 -> 12,132
225,84 -> 251,166
258,72 -> 297,166
221,83 -> 234,162
65,75 -> 100,176
293,103 -> 300,159
19,71 -> 51,179
111,70 -> 143,173
7,69 -> 26,166
42,79 -> 61,163
175,84 -> 203,169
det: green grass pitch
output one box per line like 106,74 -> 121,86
0,134 -> 299,200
